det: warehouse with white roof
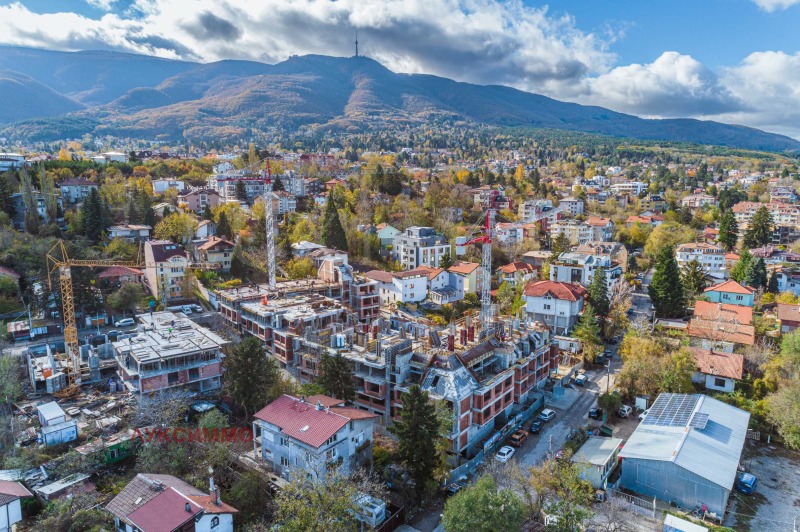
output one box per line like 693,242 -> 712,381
619,393 -> 750,517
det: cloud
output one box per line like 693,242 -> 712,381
752,0 -> 800,12
85,0 -> 117,10
180,11 -> 241,41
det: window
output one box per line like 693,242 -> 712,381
544,304 -> 551,310
280,437 -> 289,447
210,516 -> 220,528
280,456 -> 290,467
736,295 -> 744,301
714,378 -> 726,388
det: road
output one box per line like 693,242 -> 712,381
631,268 -> 654,322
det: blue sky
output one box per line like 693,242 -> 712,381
1,0 -> 799,137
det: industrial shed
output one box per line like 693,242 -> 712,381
619,393 -> 749,517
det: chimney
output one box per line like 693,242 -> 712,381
215,487 -> 221,506
316,401 -> 323,411
460,328 -> 467,346
185,502 -> 192,513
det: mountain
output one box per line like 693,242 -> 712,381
0,46 -> 798,151
0,70 -> 84,123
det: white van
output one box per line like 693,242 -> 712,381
618,405 -> 633,418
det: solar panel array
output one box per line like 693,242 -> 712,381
688,412 -> 710,430
641,393 -> 701,427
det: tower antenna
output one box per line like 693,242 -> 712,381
355,29 -> 359,57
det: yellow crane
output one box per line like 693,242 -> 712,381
46,240 -> 220,394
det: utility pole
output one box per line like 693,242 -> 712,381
606,361 -> 611,395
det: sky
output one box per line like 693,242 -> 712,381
1,0 -> 799,138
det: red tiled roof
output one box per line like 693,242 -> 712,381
415,265 -> 446,281
197,236 -> 235,251
704,280 -> 754,296
0,266 -> 21,279
364,270 -> 393,283
0,480 -> 32,498
448,261 -> 480,275
524,280 -> 587,301
586,216 -> 611,227
146,241 -> 187,263
688,301 -> 755,345
394,268 -> 429,279
127,487 -> 202,531
777,303 -> 800,324
690,348 -> 744,380
58,178 -> 97,187
498,261 -> 535,274
253,395 -> 353,448
304,395 -> 343,408
188,494 -> 239,515
693,301 -> 753,324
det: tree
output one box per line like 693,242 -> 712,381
79,188 -> 111,241
644,222 -> 697,258
0,172 -> 16,219
202,202 -> 213,221
496,281 -> 515,314
528,459 -> 594,531
285,257 -> 316,279
39,166 -> 58,223
744,257 -> 768,289
588,271 -> 610,319
19,167 -> 39,234
743,206 -> 773,248
550,232 -> 571,256
235,179 -> 248,201
390,385 -> 446,501
321,195 -> 348,251
440,248 -> 453,270
767,381 -> 800,450
154,212 -> 195,245
317,352 -> 355,403
730,249 -> 753,282
216,211 -> 232,239
574,302 -> 602,363
442,475 -> 525,532
649,245 -> 686,318
658,349 -> 695,393
108,283 -> 146,317
681,259 -> 707,299
598,392 -> 622,414
223,337 -> 281,419
718,209 -> 739,251
767,271 -> 779,294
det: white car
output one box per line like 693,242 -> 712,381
495,446 -> 516,463
114,318 -> 135,327
638,409 -> 650,421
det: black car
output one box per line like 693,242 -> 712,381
589,408 -> 604,420
445,483 -> 464,497
529,420 -> 543,433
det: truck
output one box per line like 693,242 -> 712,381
737,472 -> 757,494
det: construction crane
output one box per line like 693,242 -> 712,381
46,240 -> 220,394
456,209 -> 495,338
262,159 -> 277,290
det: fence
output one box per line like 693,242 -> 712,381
607,487 -> 657,520
447,393 -> 545,484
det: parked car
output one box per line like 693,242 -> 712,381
574,374 -> 588,386
106,330 -> 121,342
88,334 -> 105,347
114,317 -> 135,327
737,473 -> 757,494
509,430 -> 529,447
618,405 -> 633,418
495,446 -> 515,463
192,304 -> 203,313
529,420 -> 543,434
445,482 -> 464,497
608,337 -> 618,345
589,408 -> 604,420
539,409 -> 556,422
638,409 -> 650,421
181,305 -> 193,314
603,350 -> 613,359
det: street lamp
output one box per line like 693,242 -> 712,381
605,360 -> 611,395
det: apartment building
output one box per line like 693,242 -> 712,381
551,220 -> 592,245
317,258 -> 381,323
681,194 -> 717,210
524,280 -> 587,335
576,242 -> 629,273
208,175 -> 266,201
151,178 -> 186,195
112,312 -> 227,393
675,243 -> 725,273
559,197 -> 585,216
143,241 -> 189,301
178,188 -> 220,214
108,224 -> 151,242
518,199 -> 563,229
585,216 -> 614,241
392,227 -> 450,270
196,236 -> 235,272
609,181 -> 648,195
364,269 -> 429,305
550,252 -> 622,287
57,178 -> 98,204
732,202 -> 800,244
252,394 -> 378,480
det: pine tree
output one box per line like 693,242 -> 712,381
718,209 -> 739,251
588,271 -> 610,318
573,302 -> 602,362
743,206 -> 773,248
743,257 -> 768,289
0,172 -> 16,219
681,259 -> 707,299
730,250 -> 753,283
390,385 -> 443,501
202,203 -> 214,221
321,196 -> 348,252
317,352 -> 355,403
217,211 -> 232,239
235,180 -> 248,201
767,271 -> 779,294
439,249 -> 453,270
551,232 -> 571,257
649,245 -> 686,318
223,337 -> 281,419
80,188 -> 104,241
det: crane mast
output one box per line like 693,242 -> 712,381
263,161 -> 277,290
479,209 -> 494,337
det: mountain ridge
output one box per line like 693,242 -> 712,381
0,45 -> 797,152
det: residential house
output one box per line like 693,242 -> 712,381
497,262 -> 537,288
572,437 -> 623,489
689,348 -> 744,393
364,269 -> 429,305
108,224 -> 151,242
750,245 -> 800,266
10,192 -> 64,231
777,303 -> 800,334
550,220 -> 592,245
196,236 -> 235,272
292,241 -> 327,258
775,267 -> 800,295
107,473 -> 237,532
151,178 -> 186,195
619,393 -> 749,517
375,223 -> 400,248
644,194 -> 667,212
521,250 -> 552,269
273,190 -> 297,215
625,214 -> 665,228
675,243 -> 725,273
576,242 -> 629,273
688,301 -> 755,350
703,280 -> 755,307
112,312 -> 227,393
524,280 -> 587,334
195,220 -> 216,239
417,265 -> 461,305
559,197 -> 585,216
308,248 -> 348,269
494,222 -> 524,245
681,194 -> 717,210
770,186 -> 798,204
143,241 -> 189,300
57,178 -> 98,204
178,188 -> 220,214
0,152 -> 26,171
252,394 -> 378,479
100,151 -> 129,163
585,216 -> 614,241
610,181 -> 647,195
98,266 -> 144,287
392,227 -> 450,270
0,265 -> 21,289
550,252 -> 622,287
448,261 -> 481,295
0,480 -> 32,531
